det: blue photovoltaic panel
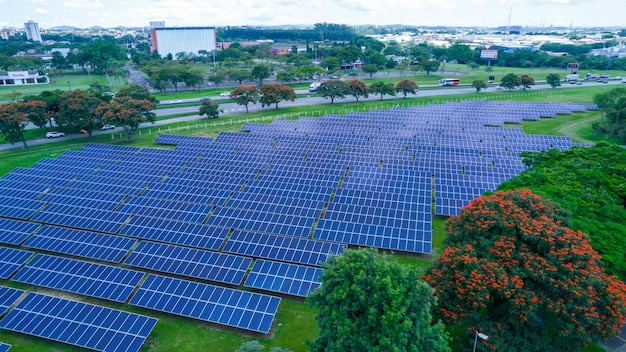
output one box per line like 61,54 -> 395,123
0,286 -> 25,316
0,342 -> 10,352
223,230 -> 346,266
244,259 -> 322,297
0,197 -> 45,220
120,216 -> 229,250
130,274 -> 280,334
0,292 -> 157,352
12,254 -> 144,303
0,218 -> 40,245
23,225 -> 137,263
0,247 -> 34,279
124,241 -> 251,285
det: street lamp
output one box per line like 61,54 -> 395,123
473,331 -> 488,352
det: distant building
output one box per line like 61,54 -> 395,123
149,21 -> 216,60
0,71 -> 49,86
24,20 -> 42,43
0,28 -> 15,40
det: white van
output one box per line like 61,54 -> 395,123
309,82 -> 321,92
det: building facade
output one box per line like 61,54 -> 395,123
0,71 -> 49,86
150,22 -> 216,60
24,20 -> 42,43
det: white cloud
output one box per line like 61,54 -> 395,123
63,0 -> 103,8
35,8 -> 49,14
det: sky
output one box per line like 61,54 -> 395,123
2,0 -> 625,30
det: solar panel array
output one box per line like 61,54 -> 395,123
0,292 -> 157,352
0,287 -> 24,316
0,102 -> 596,349
0,343 -> 10,352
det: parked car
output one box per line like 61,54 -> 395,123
100,124 -> 115,130
219,91 -> 231,97
46,131 -> 65,138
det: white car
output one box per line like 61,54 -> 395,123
219,91 -> 231,97
46,131 -> 65,138
101,124 -> 115,130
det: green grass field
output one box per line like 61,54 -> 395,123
0,80 -> 621,352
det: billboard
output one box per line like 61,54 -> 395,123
567,63 -> 579,69
480,49 -> 498,60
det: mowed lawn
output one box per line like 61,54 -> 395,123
0,83 -> 619,352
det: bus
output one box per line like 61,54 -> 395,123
438,78 -> 460,86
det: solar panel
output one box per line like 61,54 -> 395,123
0,342 -> 10,352
0,247 -> 34,279
22,225 -> 137,263
124,241 -> 252,285
0,197 -> 45,220
0,218 -> 40,245
0,292 -> 157,352
12,254 -> 144,303
244,259 -> 323,297
120,216 -> 229,250
129,274 -> 280,334
223,230 -> 346,266
0,286 -> 24,316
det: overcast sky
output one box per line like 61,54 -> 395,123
2,0 -> 625,29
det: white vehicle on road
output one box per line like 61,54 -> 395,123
101,124 -> 115,130
46,131 -> 65,138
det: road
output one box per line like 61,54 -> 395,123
1,80 -> 620,151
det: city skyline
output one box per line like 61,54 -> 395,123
2,0 -> 625,30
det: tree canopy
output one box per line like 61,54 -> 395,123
259,83 -> 296,109
498,143 -> 626,279
347,79 -> 369,102
592,87 -> 626,142
369,82 -> 396,100
309,248 -> 450,352
546,73 -> 561,88
500,73 -> 521,90
317,79 -> 348,104
395,79 -> 418,98
424,189 -> 626,352
230,85 -> 258,112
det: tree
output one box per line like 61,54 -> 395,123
4,91 -> 23,102
423,189 -> 626,352
198,100 -> 222,119
498,143 -> 626,279
115,85 -> 159,105
420,60 -> 440,75
546,73 -> 561,88
95,95 -> 156,142
369,82 -> 396,100
21,100 -> 48,131
230,85 -> 259,112
23,90 -> 64,130
309,248 -> 450,352
251,64 -> 271,87
316,79 -> 348,104
593,87 -> 626,140
520,74 -> 535,90
500,73 -> 520,90
207,73 -> 225,88
227,69 -> 252,85
319,57 -> 340,72
235,341 -> 264,352
56,90 -> 103,137
361,64 -> 379,79
446,43 -> 474,64
259,83 -> 296,109
471,79 -> 488,93
347,79 -> 369,102
0,103 -> 29,148
276,68 -> 296,84
395,79 -> 418,98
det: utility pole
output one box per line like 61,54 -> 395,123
506,7 -> 512,41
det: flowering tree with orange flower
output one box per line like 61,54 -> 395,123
423,189 -> 626,352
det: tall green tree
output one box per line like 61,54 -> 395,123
309,248 -> 450,352
500,73 -> 521,90
198,100 -> 222,119
230,85 -> 259,112
23,90 -> 64,130
227,69 -> 252,85
369,82 -> 396,100
592,87 -> 626,140
424,189 -> 626,352
471,79 -> 488,93
420,60 -> 440,75
361,64 -> 379,79
316,79 -> 348,104
546,73 -> 561,88
347,79 -> 369,102
259,83 -> 296,109
251,64 -> 271,87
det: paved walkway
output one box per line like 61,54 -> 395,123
600,324 -> 626,352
